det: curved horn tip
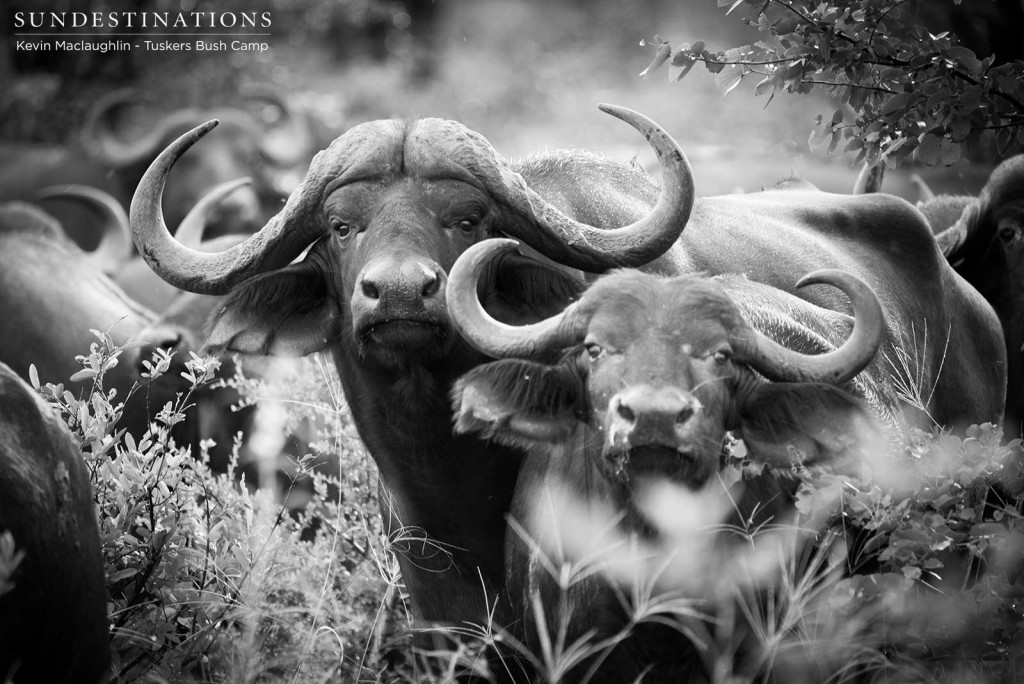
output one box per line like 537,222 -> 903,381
222,176 -> 254,191
489,236 -> 521,250
158,120 -> 221,165
459,237 -> 524,265
794,269 -> 864,291
34,184 -> 77,200
197,119 -> 220,136
597,103 -> 640,123
796,269 -> 840,289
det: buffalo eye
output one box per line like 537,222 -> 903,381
712,349 -> 730,365
999,225 -> 1018,243
585,342 -> 604,360
330,218 -> 352,238
451,217 -> 480,233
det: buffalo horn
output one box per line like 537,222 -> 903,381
501,104 -> 695,271
130,121 -> 322,295
36,184 -> 131,273
734,269 -> 884,385
446,239 -> 581,358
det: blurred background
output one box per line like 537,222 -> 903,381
0,0 -> 991,198
5,0 -> 1017,199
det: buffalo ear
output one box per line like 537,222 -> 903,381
452,359 -> 584,449
736,382 -> 883,470
205,262 -> 340,357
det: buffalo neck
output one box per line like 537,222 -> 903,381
329,343 -> 523,623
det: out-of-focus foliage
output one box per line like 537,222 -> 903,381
641,0 -> 1024,167
24,327 -> 1024,680
31,332 -> 395,681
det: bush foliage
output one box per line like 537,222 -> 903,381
640,0 -> 1024,168
29,332 -> 1024,682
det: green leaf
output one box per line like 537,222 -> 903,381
916,133 -> 941,165
70,369 -> 97,383
881,93 -> 909,116
639,41 -> 672,80
671,60 -> 698,82
774,16 -> 799,35
827,129 -> 842,154
939,139 -> 961,166
809,123 -> 831,152
714,63 -> 744,96
950,118 -> 971,142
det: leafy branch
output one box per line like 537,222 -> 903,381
641,0 -> 1024,168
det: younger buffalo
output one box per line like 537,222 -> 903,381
448,239 -> 889,682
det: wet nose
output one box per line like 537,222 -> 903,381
608,385 -> 700,445
357,259 -> 444,304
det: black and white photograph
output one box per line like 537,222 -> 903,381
1,1 -> 1024,681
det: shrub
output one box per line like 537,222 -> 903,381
30,331 -> 1024,682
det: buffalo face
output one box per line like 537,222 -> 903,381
132,107 -> 696,372
325,178 -> 493,367
450,239 -> 884,496
576,284 -> 745,491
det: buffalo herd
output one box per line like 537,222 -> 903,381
0,93 -> 1021,682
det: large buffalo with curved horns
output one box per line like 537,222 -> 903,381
130,105 -> 695,635
448,239 -> 889,681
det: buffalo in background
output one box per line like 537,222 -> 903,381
917,155 -> 1024,436
0,87 -> 316,251
0,361 -> 110,684
0,195 -> 195,443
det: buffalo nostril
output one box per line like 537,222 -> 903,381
616,401 -> 636,423
676,406 -> 694,424
160,333 -> 184,352
361,279 -> 380,299
421,272 -> 440,298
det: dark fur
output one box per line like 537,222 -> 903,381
0,362 -> 110,684
926,154 -> 1024,434
452,269 -> 889,683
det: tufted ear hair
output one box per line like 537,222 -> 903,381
205,261 -> 340,357
736,382 -> 884,471
480,247 -> 585,327
451,358 -> 587,449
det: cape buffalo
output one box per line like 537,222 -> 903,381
915,155 -> 1024,434
129,104 -> 695,644
0,361 -> 109,684
0,87 -> 313,249
0,195 -> 195,443
444,238 -> 923,681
